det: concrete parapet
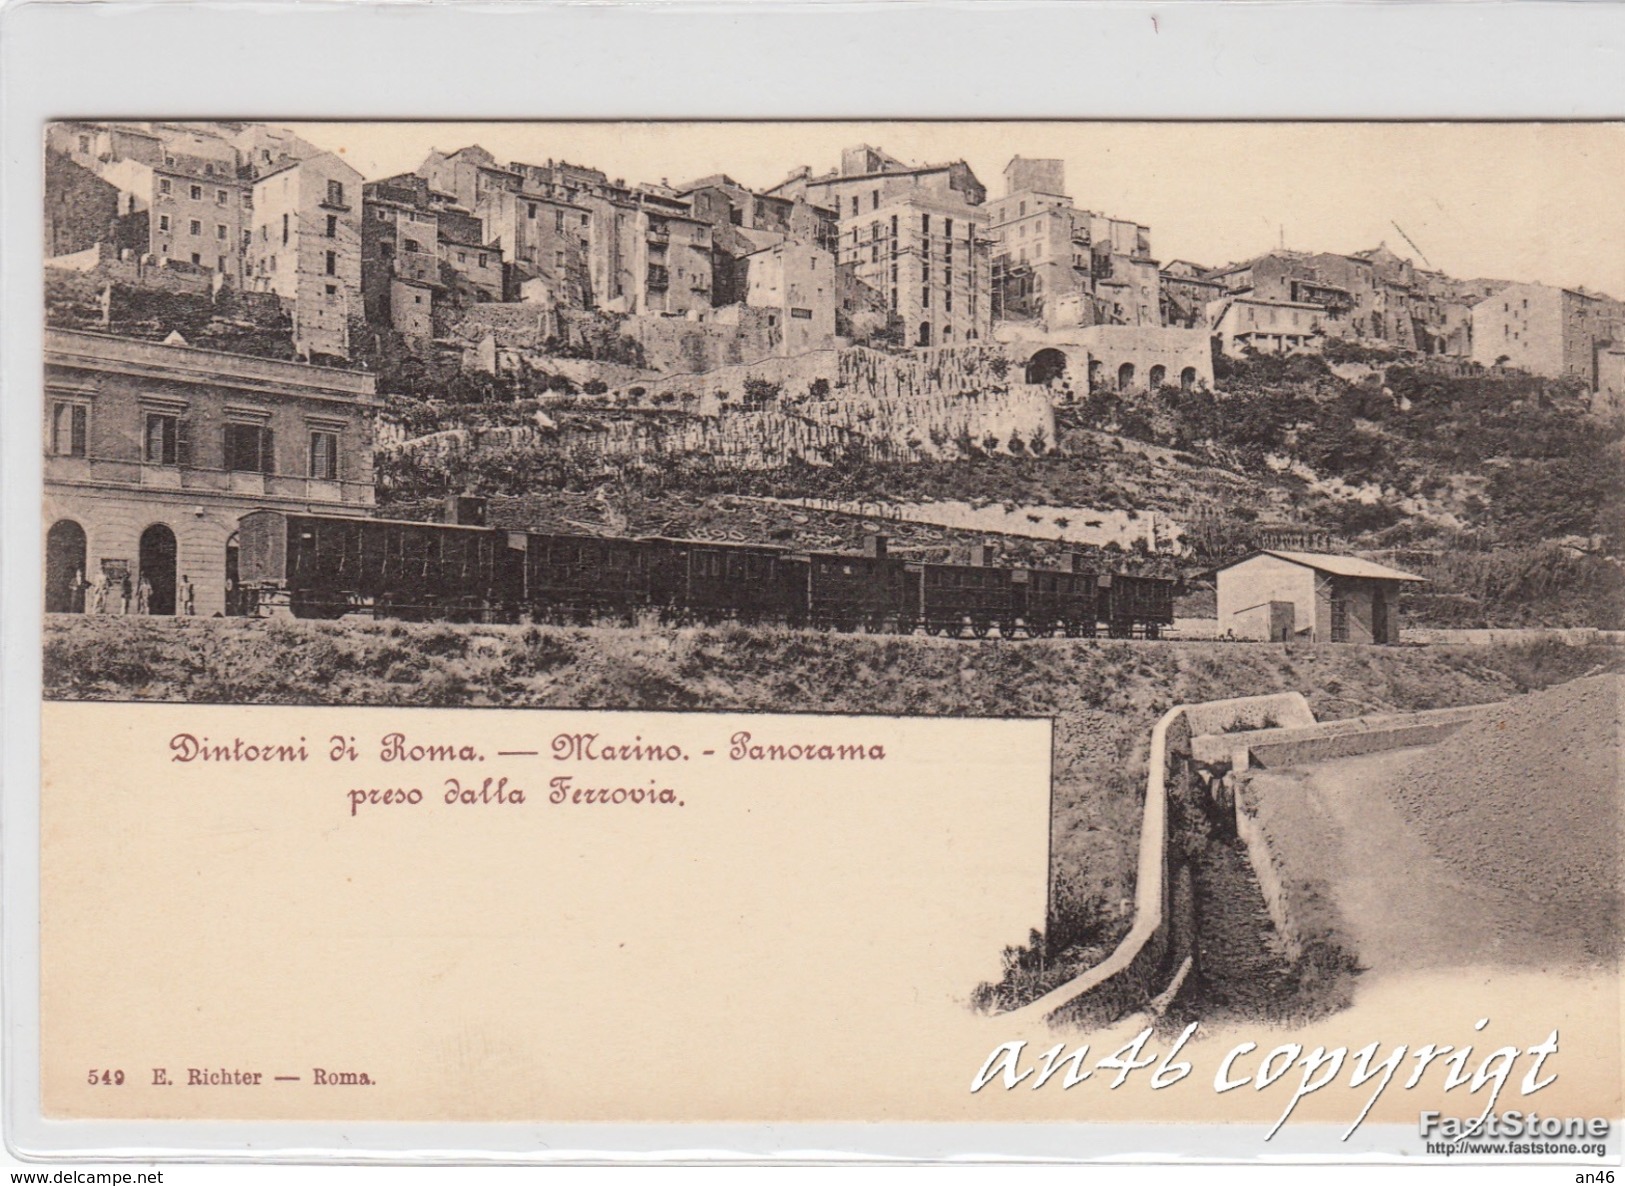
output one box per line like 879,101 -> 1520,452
998,691 -> 1312,1030
1193,703 -> 1490,770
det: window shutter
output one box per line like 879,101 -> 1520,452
261,426 -> 275,474
175,418 -> 191,467
72,406 -> 87,457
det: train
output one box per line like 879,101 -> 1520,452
235,504 -> 1176,639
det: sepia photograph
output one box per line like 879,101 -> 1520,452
31,117 -> 1625,1143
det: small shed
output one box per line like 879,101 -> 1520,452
1214,550 -> 1426,644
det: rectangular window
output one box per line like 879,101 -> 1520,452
478,253 -> 488,268
216,224 -> 227,240
216,189 -> 228,205
324,250 -> 337,276
945,218 -> 953,238
325,214 -> 338,238
144,414 -> 179,465
850,196 -> 859,216
225,423 -> 273,473
189,184 -> 202,200
218,255 -> 228,273
188,219 -> 201,236
921,286 -> 930,308
282,213 -> 289,245
309,430 -> 339,480
158,178 -> 171,195
158,214 -> 170,232
921,213 -> 930,234
52,402 -> 87,457
326,179 -> 345,206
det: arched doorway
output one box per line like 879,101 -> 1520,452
1024,348 -> 1068,386
1180,366 -> 1198,391
45,519 -> 87,613
1148,364 -> 1167,389
1117,362 -> 1135,392
1087,359 -> 1103,392
138,523 -> 178,616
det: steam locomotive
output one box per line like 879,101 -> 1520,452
236,505 -> 1176,639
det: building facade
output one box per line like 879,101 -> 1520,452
1209,296 -> 1325,357
986,158 -> 1159,331
245,153 -> 365,361
741,240 -> 838,356
43,329 -> 377,619
1469,280 -> 1625,390
1214,551 -> 1424,644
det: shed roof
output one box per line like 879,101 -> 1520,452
1221,550 -> 1427,583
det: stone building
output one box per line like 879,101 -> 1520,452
681,175 -> 838,308
740,240 -> 838,356
49,121 -> 252,284
1208,296 -> 1326,357
1214,551 -> 1425,644
768,146 -> 991,348
45,149 -> 120,259
1469,280 -> 1625,391
1159,260 -> 1225,329
436,205 -> 505,302
43,328 -> 377,619
244,153 -> 365,361
360,174 -> 446,340
985,157 -> 1159,331
1205,243 -> 1482,356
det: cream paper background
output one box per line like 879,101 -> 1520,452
40,702 -> 1621,1129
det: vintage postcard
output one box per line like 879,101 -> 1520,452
34,119 -> 1624,1154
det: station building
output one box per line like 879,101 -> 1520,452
1213,550 -> 1425,644
43,328 -> 377,618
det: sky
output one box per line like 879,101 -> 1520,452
287,121 -> 1625,296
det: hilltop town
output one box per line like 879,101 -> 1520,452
42,120 -> 1625,631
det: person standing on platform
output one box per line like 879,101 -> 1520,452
180,574 -> 195,616
119,572 -> 132,615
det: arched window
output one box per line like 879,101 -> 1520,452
1117,362 -> 1135,392
1180,366 -> 1198,391
1148,364 -> 1167,389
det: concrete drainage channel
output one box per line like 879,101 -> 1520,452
998,692 -> 1490,1030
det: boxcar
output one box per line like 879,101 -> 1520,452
805,538 -> 908,631
905,560 -> 1017,637
1098,573 -> 1176,638
237,509 -> 514,619
515,532 -> 654,623
642,537 -> 809,625
1019,563 -> 1103,637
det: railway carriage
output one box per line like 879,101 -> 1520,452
641,537 -> 809,626
237,509 -> 512,619
805,537 -> 909,631
1020,559 -> 1103,638
516,532 -> 652,624
1098,572 -> 1176,638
